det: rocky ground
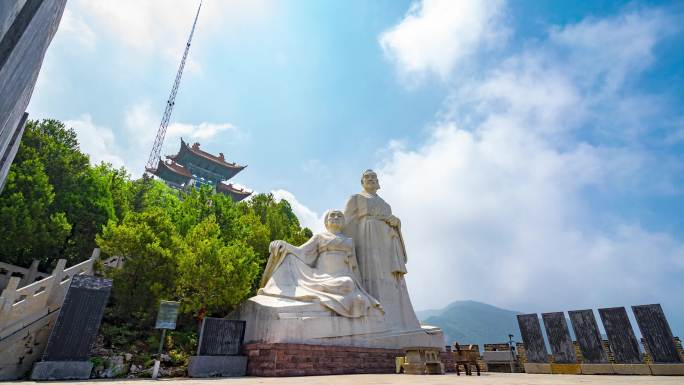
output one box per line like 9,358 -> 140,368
89,335 -> 188,378
11,373 -> 684,384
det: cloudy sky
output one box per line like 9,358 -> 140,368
29,0 -> 684,334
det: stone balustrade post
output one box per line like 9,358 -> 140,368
19,260 -> 40,288
2,266 -> 11,281
90,248 -> 100,274
46,259 -> 66,311
0,277 -> 20,328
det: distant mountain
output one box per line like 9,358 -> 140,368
418,300 -> 522,347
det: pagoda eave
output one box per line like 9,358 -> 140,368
217,182 -> 252,202
150,159 -> 192,186
168,139 -> 246,181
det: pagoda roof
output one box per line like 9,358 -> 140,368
147,159 -> 192,185
168,139 -> 246,181
217,182 -> 252,202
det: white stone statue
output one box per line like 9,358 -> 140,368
258,210 -> 382,318
343,169 -> 421,331
234,170 -> 443,349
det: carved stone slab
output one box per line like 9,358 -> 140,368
542,312 -> 576,363
598,307 -> 641,364
568,309 -> 608,364
197,318 -> 246,356
632,304 -> 682,363
42,275 -> 112,361
517,314 -> 548,363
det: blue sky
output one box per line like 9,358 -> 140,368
29,0 -> 684,334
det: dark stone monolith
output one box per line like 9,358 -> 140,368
517,314 -> 548,363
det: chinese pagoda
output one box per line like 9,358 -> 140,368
147,138 -> 252,201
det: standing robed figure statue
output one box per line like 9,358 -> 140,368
343,169 -> 421,331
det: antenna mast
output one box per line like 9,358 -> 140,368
145,1 -> 202,173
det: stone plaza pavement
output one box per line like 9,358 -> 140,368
11,373 -> 684,385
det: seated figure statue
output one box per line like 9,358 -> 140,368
258,210 -> 382,318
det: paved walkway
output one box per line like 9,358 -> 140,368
11,373 -> 684,385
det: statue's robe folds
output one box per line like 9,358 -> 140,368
258,232 -> 381,318
344,192 -> 421,331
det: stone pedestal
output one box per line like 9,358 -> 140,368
648,363 -> 684,376
523,363 -> 552,374
187,356 -> 247,377
30,361 -> 92,380
236,295 -> 443,349
402,348 -> 445,375
579,363 -> 615,374
550,363 -> 581,374
611,363 -> 652,375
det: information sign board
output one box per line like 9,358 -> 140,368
155,300 -> 180,330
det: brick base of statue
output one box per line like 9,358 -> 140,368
440,351 -> 456,372
242,343 -> 405,376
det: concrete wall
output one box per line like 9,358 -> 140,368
0,310 -> 58,380
0,0 -> 66,192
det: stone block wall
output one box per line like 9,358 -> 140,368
484,343 -> 510,351
573,341 -> 584,362
675,337 -> 684,362
641,337 -> 652,364
602,340 -> 616,363
242,343 -> 404,376
439,351 -> 455,372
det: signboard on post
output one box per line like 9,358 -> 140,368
155,300 -> 180,330
152,300 -> 180,379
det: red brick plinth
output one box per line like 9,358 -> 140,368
242,343 -> 404,376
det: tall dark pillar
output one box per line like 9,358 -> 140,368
0,0 -> 66,192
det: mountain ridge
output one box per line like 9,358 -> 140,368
417,300 -> 522,347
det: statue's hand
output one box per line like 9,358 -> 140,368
269,240 -> 287,254
387,215 -> 401,228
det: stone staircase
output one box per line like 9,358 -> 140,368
0,249 -> 100,380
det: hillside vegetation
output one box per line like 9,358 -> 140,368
0,119 -> 312,366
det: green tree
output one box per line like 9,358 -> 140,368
128,175 -> 181,214
97,208 -> 181,328
247,193 -> 311,250
176,216 -> 259,318
0,153 -> 71,265
0,119 -> 118,267
93,163 -> 131,221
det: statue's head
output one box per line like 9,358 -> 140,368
361,169 -> 380,194
324,210 -> 345,233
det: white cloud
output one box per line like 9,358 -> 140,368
52,103 -> 245,177
377,5 -> 684,318
58,8 -> 96,48
168,122 -> 238,140
378,124 -> 684,313
69,0 -> 273,65
64,114 -> 124,167
379,0 -> 507,80
548,8 -> 671,92
271,189 -> 325,233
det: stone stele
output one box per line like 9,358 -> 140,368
235,170 -> 444,349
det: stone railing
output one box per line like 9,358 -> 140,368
0,260 -> 50,291
102,255 -> 124,269
0,249 -> 100,339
